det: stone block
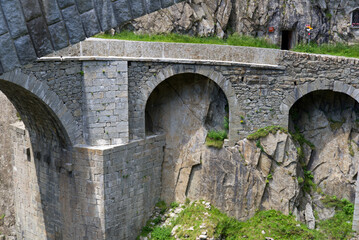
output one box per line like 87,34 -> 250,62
147,0 -> 161,12
62,5 -> 86,44
81,10 -> 101,37
0,0 -> 27,38
0,5 -> 7,36
93,0 -> 117,31
112,0 -> 132,24
161,0 -> 174,8
48,21 -> 69,51
26,16 -> 53,57
19,0 -> 42,21
14,35 -> 37,65
57,0 -> 75,9
75,0 -> 94,13
130,0 -> 146,18
0,33 -> 20,72
40,0 -> 62,24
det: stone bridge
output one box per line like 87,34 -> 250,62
1,39 -> 359,239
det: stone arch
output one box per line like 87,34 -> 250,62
280,80 -> 359,128
0,69 -> 81,146
142,65 -> 239,144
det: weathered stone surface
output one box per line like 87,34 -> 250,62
123,0 -> 359,43
62,5 -> 86,44
40,0 -> 62,25
19,0 -> 42,21
81,10 -> 101,37
112,0 -> 133,24
48,21 -> 69,50
13,35 -> 37,64
26,16 -> 53,57
0,0 -> 27,39
93,0 -> 117,31
0,33 -> 20,72
57,0 -> 75,9
75,0 -> 94,13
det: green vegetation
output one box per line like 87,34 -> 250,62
155,200 -> 167,214
138,200 -> 355,240
95,31 -> 279,49
247,126 -> 288,140
205,130 -> 227,149
293,42 -> 359,59
290,127 -> 315,150
318,196 -> 355,239
349,140 -> 355,157
329,118 -> 345,131
301,169 -> 316,193
170,201 -> 179,209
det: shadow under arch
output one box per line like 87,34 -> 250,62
144,72 -> 230,203
138,64 -> 239,144
0,73 -> 76,239
282,81 -> 359,231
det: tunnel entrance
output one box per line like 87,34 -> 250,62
281,30 -> 293,50
145,73 -> 229,203
289,90 -> 359,202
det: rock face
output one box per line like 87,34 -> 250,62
120,0 -> 359,45
145,73 -> 228,203
290,90 -> 359,203
147,80 -> 358,228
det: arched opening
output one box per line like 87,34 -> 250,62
289,90 -> 358,204
0,79 -> 72,239
145,73 -> 229,203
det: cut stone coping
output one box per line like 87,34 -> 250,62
44,38 -> 283,66
39,56 -> 285,70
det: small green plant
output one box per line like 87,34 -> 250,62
224,116 -> 229,130
102,70 -> 106,74
170,201 -> 179,209
206,130 -> 227,149
155,200 -> 167,214
185,198 -> 191,205
247,126 -> 288,140
297,176 -> 304,184
267,173 -> 273,180
256,140 -> 265,152
151,226 -> 174,240
79,71 -> 84,76
290,126 -> 315,150
348,140 -> 355,157
329,118 -> 345,131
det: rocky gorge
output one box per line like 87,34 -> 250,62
120,0 -> 359,46
145,73 -> 359,230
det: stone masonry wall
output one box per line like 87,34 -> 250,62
82,61 -> 129,146
0,0 -> 182,74
0,92 -> 17,238
103,134 -> 165,240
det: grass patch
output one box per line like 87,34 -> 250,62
95,31 -> 279,49
318,196 -> 355,239
155,200 -> 167,214
205,130 -> 227,149
247,126 -> 288,140
139,200 -> 355,240
292,42 -> 359,59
